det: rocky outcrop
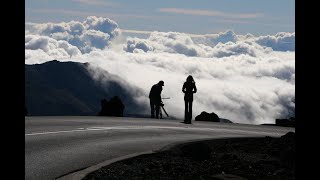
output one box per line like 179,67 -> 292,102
98,96 -> 125,117
195,111 -> 220,122
195,111 -> 233,123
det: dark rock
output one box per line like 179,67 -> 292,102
280,147 -> 295,167
195,111 -> 220,122
281,131 -> 295,139
99,96 -> 125,117
279,132 -> 295,167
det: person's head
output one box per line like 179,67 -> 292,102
186,75 -> 194,83
158,80 -> 164,86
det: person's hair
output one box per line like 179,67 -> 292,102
158,80 -> 164,86
186,75 -> 194,83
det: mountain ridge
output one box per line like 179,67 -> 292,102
25,60 -> 147,116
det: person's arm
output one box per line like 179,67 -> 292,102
193,83 -> 197,93
159,87 -> 162,101
182,83 -> 186,93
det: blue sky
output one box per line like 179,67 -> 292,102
26,0 -> 294,36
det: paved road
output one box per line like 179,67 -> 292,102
25,116 -> 294,180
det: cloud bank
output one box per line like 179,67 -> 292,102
255,32 -> 295,51
27,16 -> 120,53
25,16 -> 295,124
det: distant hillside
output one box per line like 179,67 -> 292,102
25,60 -> 147,116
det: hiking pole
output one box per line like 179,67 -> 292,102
159,99 -> 169,117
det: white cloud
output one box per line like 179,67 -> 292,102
193,30 -> 238,46
84,16 -> 119,36
25,17 -> 295,124
124,31 -> 274,59
80,29 -> 111,50
255,32 -> 295,51
125,38 -> 154,53
27,16 -> 120,53
25,34 -> 81,59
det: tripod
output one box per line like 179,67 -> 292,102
159,103 -> 169,118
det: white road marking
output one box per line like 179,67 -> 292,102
26,129 -> 92,136
25,125 -> 284,136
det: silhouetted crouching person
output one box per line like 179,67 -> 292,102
182,75 -> 197,124
149,80 -> 164,119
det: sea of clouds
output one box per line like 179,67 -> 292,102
25,16 -> 295,124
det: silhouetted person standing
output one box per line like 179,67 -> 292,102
149,80 -> 164,119
182,75 -> 197,124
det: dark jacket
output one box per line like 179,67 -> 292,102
182,81 -> 197,101
149,84 -> 162,103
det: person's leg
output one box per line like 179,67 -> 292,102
155,104 -> 160,119
189,101 -> 193,123
184,100 -> 188,123
159,106 -> 163,119
150,100 -> 155,118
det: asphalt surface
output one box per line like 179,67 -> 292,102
25,116 -> 295,180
